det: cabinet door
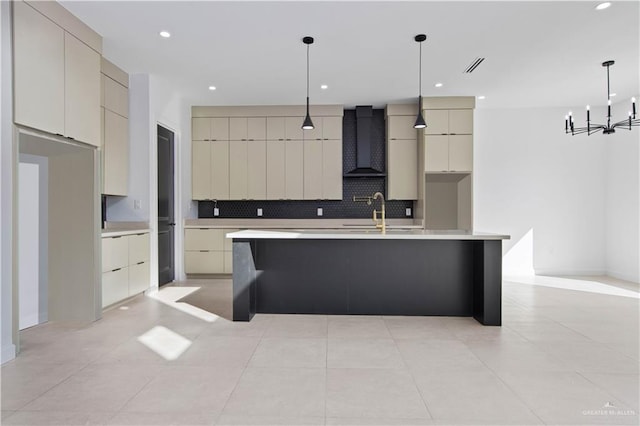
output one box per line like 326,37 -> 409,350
448,135 -> 473,172
266,140 -> 286,199
424,110 -> 449,135
223,229 -> 239,251
303,139 -> 323,199
211,140 -> 230,200
192,118 -> 210,141
388,139 -> 418,200
247,141 -> 267,199
64,32 -> 101,146
285,140 -> 304,199
191,140 -> 211,200
102,236 -> 129,273
229,140 -> 248,199
210,118 -> 229,141
285,117 -> 303,140
128,262 -> 149,295
185,229 -> 224,251
128,233 -> 150,265
266,117 -> 285,140
248,118 -> 266,140
322,139 -> 343,200
387,116 -> 417,140
103,110 -> 129,196
448,109 -> 473,135
425,135 -> 449,172
303,121 -> 322,141
322,117 -> 343,140
184,251 -> 224,274
13,1 -> 65,136
102,268 -> 129,307
224,252 -> 233,274
229,117 -> 248,141
103,77 -> 128,117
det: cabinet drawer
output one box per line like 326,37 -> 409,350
128,261 -> 149,295
184,229 -> 224,251
184,251 -> 224,274
128,233 -> 150,265
224,251 -> 233,274
102,236 -> 129,272
102,267 -> 129,307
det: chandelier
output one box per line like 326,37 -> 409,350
565,60 -> 638,136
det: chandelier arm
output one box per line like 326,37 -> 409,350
612,120 -> 640,128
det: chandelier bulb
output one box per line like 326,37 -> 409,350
586,105 -> 590,110
607,99 -> 612,105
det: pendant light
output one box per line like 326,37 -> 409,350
302,36 -> 315,130
414,34 -> 427,129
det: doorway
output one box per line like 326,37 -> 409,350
157,125 -> 175,286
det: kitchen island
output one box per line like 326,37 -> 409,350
228,229 -> 509,326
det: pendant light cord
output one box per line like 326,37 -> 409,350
418,40 -> 422,95
606,63 -> 610,102
307,44 -> 310,99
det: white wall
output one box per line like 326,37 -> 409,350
1,0 -> 16,363
605,98 -> 640,282
474,107 -> 608,276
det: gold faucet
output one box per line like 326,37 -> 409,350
353,192 -> 386,234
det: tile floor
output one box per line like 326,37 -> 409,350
1,275 -> 638,425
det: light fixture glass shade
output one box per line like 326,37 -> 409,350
414,95 -> 426,129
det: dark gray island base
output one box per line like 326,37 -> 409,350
230,230 -> 507,326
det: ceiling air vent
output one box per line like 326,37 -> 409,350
464,57 -> 485,73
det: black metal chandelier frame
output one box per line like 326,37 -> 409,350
566,60 -> 638,136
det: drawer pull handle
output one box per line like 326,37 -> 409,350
112,268 -> 122,272
112,236 -> 122,239
136,261 -> 145,265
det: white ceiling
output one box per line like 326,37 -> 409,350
60,1 -> 639,109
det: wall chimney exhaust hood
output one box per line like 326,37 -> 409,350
344,106 -> 386,177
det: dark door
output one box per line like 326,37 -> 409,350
157,125 -> 175,286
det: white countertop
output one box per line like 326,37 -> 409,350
101,229 -> 150,238
227,229 -> 510,241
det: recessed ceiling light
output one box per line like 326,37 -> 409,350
610,92 -> 617,97
320,84 -> 328,90
478,95 -> 486,100
208,86 -> 216,91
159,31 -> 171,38
595,2 -> 611,10
434,83 -> 443,88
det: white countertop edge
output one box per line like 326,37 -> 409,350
101,229 -> 151,238
226,229 -> 510,240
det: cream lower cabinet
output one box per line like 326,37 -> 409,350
184,228 -> 237,274
101,232 -> 150,308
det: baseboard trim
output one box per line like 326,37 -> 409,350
534,269 -> 606,277
1,343 -> 16,364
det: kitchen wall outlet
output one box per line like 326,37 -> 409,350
405,208 -> 412,217
213,207 -> 219,216
257,208 -> 263,217
134,199 -> 141,210
317,208 -> 323,217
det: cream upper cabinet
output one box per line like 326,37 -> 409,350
229,140 -> 249,199
13,1 -> 65,136
303,139 -> 323,199
448,109 -> 473,135
248,118 -> 266,140
424,110 -> 449,135
303,121 -> 322,141
230,118 -> 248,141
192,118 -> 210,141
103,110 -> 128,196
387,115 -> 417,140
448,135 -> 473,172
322,117 -> 343,140
266,140 -> 286,199
211,140 -> 230,200
322,139 -> 343,199
424,135 -> 449,172
211,118 -> 230,141
247,141 -> 267,199
103,77 -> 128,118
266,117 -> 285,140
387,138 -> 418,200
285,117 -> 304,140
285,140 -> 304,199
64,33 -> 101,146
191,140 -> 211,200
